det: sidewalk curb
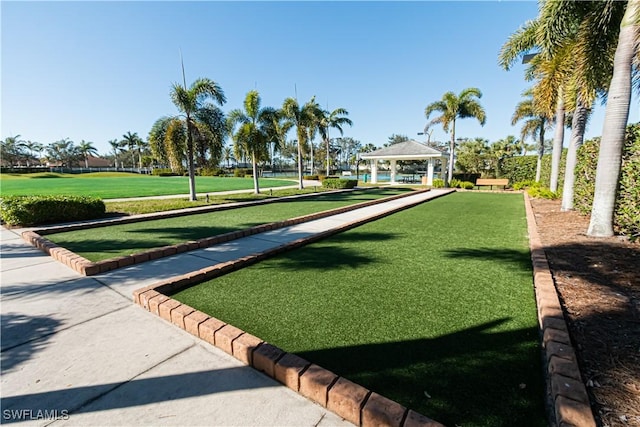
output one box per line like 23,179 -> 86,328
523,193 -> 596,427
21,188 -> 428,276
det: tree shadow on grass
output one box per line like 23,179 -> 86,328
298,319 -> 546,427
442,247 -> 533,272
260,232 -> 401,272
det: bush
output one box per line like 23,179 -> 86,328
0,195 -> 106,226
151,168 -> 179,176
303,175 -> 319,180
526,185 -> 560,200
234,168 -> 251,177
432,179 -> 445,188
616,124 -> 640,239
449,178 -> 461,189
573,138 -> 599,215
512,180 -> 537,191
199,168 -> 224,176
461,181 -> 475,190
322,178 -> 358,189
499,156 -> 538,183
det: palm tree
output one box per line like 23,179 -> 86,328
155,76 -> 226,201
266,110 -> 293,173
425,88 -> 487,185
511,89 -> 553,182
317,107 -> 353,176
222,146 -> 234,168
1,135 -> 26,167
121,132 -> 142,169
227,90 -> 276,194
78,140 -> 98,168
587,0 -> 639,236
282,96 -> 319,189
108,139 -> 122,169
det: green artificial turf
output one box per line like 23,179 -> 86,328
47,188 -> 411,261
173,192 -> 545,427
0,172 -> 295,198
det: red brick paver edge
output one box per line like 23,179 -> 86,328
134,295 -> 445,427
523,193 -> 596,427
21,188 -> 434,276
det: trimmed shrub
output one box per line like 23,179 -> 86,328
0,195 -> 106,226
322,178 -> 358,189
303,175 -> 319,180
151,168 -> 179,176
512,180 -> 537,191
461,181 -> 475,190
499,156 -> 537,183
573,138 -> 599,215
432,179 -> 445,188
616,124 -> 640,239
234,168 -> 251,177
526,185 -> 560,200
199,168 -> 224,176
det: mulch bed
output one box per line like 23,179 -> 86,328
530,198 -> 640,427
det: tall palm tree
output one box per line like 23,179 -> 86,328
266,110 -> 293,173
227,90 -> 276,194
108,139 -> 122,170
78,140 -> 98,168
317,107 -> 353,176
511,89 -> 553,182
425,88 -> 487,185
222,146 -> 234,168
156,76 -> 226,201
121,132 -> 142,169
587,0 -> 639,236
282,96 -> 319,189
1,135 -> 26,167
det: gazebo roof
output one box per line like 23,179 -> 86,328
360,140 -> 447,160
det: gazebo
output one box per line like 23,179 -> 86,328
359,140 -> 448,185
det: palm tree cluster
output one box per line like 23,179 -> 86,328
0,136 -> 104,169
499,0 -> 639,237
149,75 -> 353,197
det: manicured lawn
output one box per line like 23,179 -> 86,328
105,187 -> 334,215
0,172 -> 295,198
47,188 -> 412,261
173,192 -> 545,427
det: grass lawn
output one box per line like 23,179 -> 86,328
173,192 -> 545,427
0,172 -> 295,198
46,188 -> 412,261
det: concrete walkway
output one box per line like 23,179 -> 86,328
1,189 -> 451,426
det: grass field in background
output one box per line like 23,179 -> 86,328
0,172 -> 295,198
46,188 -> 412,261
173,192 -> 545,427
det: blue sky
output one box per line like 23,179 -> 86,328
2,1 -> 638,157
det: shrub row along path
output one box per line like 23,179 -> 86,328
1,188 -> 451,426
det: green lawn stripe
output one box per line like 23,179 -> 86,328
173,192 -> 545,427
0,173 -> 295,198
46,188 -> 410,261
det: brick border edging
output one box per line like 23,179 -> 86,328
20,188 -> 429,276
133,295 -> 444,427
523,193 -> 596,427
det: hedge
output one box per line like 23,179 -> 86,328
0,195 -> 106,226
615,124 -> 640,239
321,178 -> 358,189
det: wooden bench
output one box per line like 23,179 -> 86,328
475,178 -> 509,190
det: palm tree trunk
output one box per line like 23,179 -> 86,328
588,0 -> 638,237
326,138 -> 330,176
297,136 -> 304,190
186,120 -> 197,201
550,98 -> 565,192
535,125 -> 545,182
561,100 -> 587,211
252,152 -> 260,195
447,121 -> 456,186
